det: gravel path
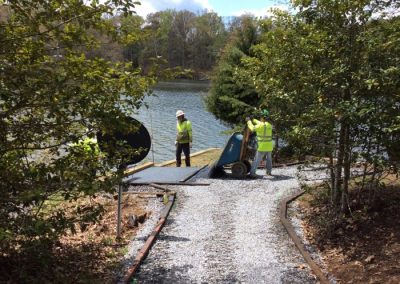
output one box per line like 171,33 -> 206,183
116,185 -> 165,282
132,165 -> 326,283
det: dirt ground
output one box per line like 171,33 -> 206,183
57,193 -> 151,283
57,154 -> 399,283
298,175 -> 400,283
0,193 -> 152,283
190,148 -> 222,167
44,150 -> 221,283
9,149 -> 399,283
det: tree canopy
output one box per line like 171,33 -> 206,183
206,15 -> 261,125
0,0 -> 154,267
208,0 -> 400,212
127,9 -> 228,78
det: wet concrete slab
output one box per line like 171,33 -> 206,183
123,166 -> 202,184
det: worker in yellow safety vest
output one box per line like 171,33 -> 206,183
246,109 -> 273,178
76,137 -> 100,155
70,135 -> 101,177
175,110 -> 192,167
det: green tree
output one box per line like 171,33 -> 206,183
206,15 -> 260,125
169,10 -> 196,69
0,0 -> 154,266
120,14 -> 146,68
141,10 -> 175,70
191,11 -> 227,74
139,10 -> 228,78
243,0 -> 400,212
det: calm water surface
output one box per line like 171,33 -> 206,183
134,84 -> 230,163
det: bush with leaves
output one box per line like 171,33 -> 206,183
0,0 -> 154,260
242,0 -> 400,212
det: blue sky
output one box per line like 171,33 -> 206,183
135,0 -> 290,18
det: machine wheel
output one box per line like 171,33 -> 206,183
208,163 -> 225,178
243,160 -> 252,173
231,161 -> 248,178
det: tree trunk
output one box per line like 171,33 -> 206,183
274,136 -> 279,163
369,141 -> 381,206
334,122 -> 345,207
359,136 -> 371,202
341,124 -> 351,214
329,153 -> 335,203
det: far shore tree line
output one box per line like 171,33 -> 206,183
0,4 -> 257,79
87,10 -> 254,79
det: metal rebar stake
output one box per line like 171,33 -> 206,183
116,183 -> 123,240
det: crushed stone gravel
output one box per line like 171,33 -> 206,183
116,185 -> 164,282
123,165 -> 330,283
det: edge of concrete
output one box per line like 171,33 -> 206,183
156,147 -> 220,167
124,162 -> 154,176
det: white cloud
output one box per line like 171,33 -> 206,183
372,4 -> 400,19
194,0 -> 212,10
135,1 -> 157,18
232,4 -> 290,18
134,0 -> 212,18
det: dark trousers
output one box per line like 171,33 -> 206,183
176,143 -> 190,167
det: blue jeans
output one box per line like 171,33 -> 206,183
250,151 -> 272,175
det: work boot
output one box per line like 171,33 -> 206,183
248,173 -> 262,179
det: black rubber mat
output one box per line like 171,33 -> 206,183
123,166 -> 202,184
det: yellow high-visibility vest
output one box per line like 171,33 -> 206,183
247,119 -> 273,152
76,137 -> 100,155
176,120 -> 192,144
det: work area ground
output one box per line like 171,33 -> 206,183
4,149 -> 398,283
120,150 -> 399,284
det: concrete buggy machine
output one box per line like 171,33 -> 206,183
208,127 -> 257,179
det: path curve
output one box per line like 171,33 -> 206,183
133,165 -> 324,283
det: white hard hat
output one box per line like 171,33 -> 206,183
176,110 -> 184,117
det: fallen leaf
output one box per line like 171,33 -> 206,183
365,255 -> 375,263
296,264 -> 307,269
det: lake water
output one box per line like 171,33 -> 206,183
133,82 -> 231,163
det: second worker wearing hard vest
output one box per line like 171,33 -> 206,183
247,109 -> 273,178
175,110 -> 192,167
